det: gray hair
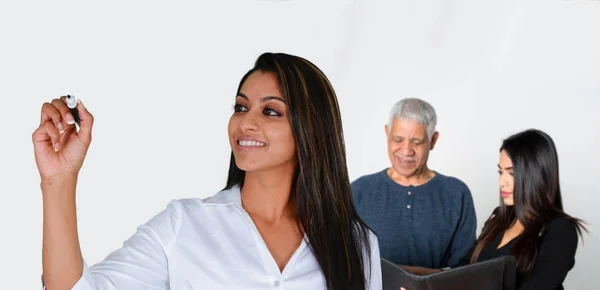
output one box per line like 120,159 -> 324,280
388,98 -> 437,139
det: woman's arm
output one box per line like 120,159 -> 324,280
42,199 -> 180,290
35,98 -> 175,289
41,174 -> 84,289
367,231 -> 383,290
518,218 -> 579,290
34,97 -> 93,289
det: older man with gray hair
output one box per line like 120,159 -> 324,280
352,98 -> 476,269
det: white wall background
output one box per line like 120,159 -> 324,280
1,0 -> 598,289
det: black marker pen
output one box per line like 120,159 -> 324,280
66,94 -> 80,126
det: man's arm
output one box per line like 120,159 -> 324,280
446,185 -> 477,267
350,179 -> 365,213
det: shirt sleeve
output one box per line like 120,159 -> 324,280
453,242 -> 475,268
367,231 -> 383,290
518,218 -> 579,290
350,179 -> 363,205
350,179 -> 369,222
446,185 -> 477,267
42,200 -> 181,290
453,208 -> 500,268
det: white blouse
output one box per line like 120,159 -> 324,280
43,186 -> 382,289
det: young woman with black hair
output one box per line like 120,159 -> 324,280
402,129 -> 586,290
34,53 -> 381,290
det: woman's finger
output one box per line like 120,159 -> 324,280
40,102 -> 65,135
52,97 -> 77,127
33,121 -> 61,152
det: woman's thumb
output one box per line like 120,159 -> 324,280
76,99 -> 94,144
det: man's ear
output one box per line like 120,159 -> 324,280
430,131 -> 440,150
385,124 -> 389,138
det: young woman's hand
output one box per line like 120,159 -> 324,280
32,96 -> 94,182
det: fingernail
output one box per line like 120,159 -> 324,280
66,113 -> 75,125
57,122 -> 64,134
78,99 -> 85,109
54,143 -> 59,152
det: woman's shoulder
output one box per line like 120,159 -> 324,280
366,227 -> 378,245
484,206 -> 501,221
542,216 -> 578,238
200,186 -> 241,205
155,186 -> 241,220
536,216 -> 581,253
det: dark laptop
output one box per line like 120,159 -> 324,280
381,255 -> 517,290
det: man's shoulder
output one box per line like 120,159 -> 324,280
432,171 -> 471,194
351,169 -> 388,190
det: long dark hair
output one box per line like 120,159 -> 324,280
471,129 -> 586,274
224,53 -> 373,290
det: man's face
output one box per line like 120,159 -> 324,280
385,118 -> 438,178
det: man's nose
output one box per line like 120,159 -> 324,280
398,141 -> 414,155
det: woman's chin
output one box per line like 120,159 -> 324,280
502,199 -> 514,206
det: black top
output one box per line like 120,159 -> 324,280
457,216 -> 579,290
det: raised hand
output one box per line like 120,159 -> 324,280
32,96 -> 94,181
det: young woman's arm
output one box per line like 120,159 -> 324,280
518,218 -> 579,290
34,98 -> 93,289
35,98 -> 174,289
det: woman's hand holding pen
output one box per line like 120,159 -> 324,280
32,96 -> 94,184
33,96 -> 93,290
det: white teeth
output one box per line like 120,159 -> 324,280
395,155 -> 416,162
239,140 -> 265,147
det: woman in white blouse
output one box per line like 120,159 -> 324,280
33,52 -> 382,290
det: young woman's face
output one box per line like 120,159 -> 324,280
228,71 -> 296,173
498,150 -> 515,206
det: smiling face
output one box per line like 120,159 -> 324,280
227,70 -> 297,173
498,149 -> 515,206
385,118 -> 438,179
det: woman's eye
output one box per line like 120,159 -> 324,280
233,104 -> 248,112
263,108 -> 281,116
